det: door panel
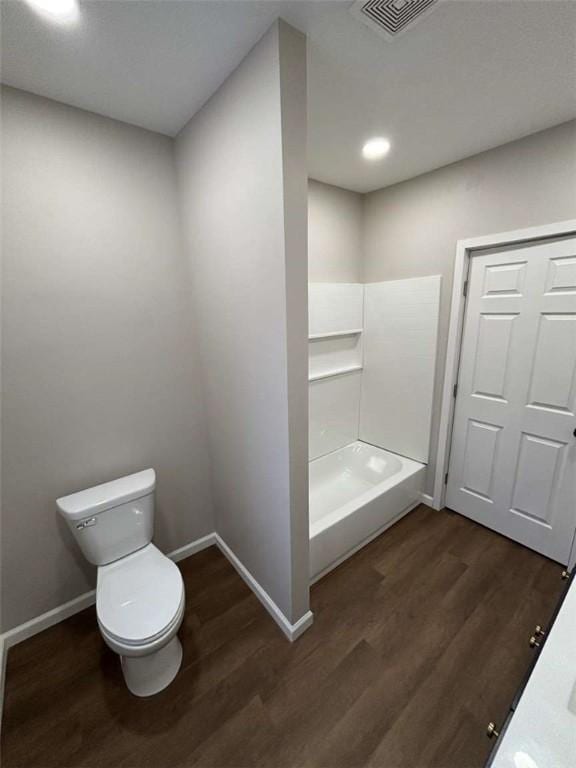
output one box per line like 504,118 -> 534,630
447,237 -> 576,563
545,255 -> 576,294
510,433 -> 565,525
461,420 -> 501,501
527,314 -> 576,413
471,314 -> 518,401
482,261 -> 527,297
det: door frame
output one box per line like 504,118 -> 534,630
432,218 -> 576,570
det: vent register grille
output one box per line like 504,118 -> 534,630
351,0 -> 441,39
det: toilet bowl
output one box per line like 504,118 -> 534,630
97,543 -> 185,696
57,469 -> 185,697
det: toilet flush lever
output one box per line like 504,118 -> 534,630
76,517 -> 97,530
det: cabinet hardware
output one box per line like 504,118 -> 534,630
534,625 -> 545,637
529,635 -> 540,649
561,570 -> 569,580
486,722 -> 499,739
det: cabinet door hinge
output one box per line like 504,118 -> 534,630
463,280 -> 469,297
453,383 -> 458,398
444,472 -> 449,485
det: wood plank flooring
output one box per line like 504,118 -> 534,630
1,506 -> 566,768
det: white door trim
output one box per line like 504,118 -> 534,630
433,219 -> 576,570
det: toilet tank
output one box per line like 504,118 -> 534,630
57,469 -> 156,566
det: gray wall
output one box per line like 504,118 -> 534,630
308,179 -> 363,283
1,86 -> 214,631
363,120 -> 576,494
175,21 -> 309,624
279,23 -> 310,623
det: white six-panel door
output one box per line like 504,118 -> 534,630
446,237 -> 576,563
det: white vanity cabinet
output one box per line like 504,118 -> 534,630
487,573 -> 576,768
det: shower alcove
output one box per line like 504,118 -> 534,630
308,278 -> 441,581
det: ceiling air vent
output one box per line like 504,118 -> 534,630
351,0 -> 442,40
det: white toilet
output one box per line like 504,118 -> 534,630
57,469 -> 185,697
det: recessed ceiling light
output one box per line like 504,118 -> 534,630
362,137 -> 391,161
23,0 -> 79,24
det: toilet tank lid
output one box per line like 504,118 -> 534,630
57,469 -> 156,520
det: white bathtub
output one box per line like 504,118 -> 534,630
309,441 -> 426,581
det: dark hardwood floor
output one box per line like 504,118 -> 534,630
1,506 -> 565,768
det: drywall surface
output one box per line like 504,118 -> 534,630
363,120 -> 576,494
1,86 -> 214,631
308,179 -> 363,282
175,21 -> 309,624
279,21 -> 310,625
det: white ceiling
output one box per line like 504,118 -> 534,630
2,0 -> 576,193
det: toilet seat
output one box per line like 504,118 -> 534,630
97,544 -> 184,647
99,592 -> 185,650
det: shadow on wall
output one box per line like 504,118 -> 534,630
55,512 -> 95,597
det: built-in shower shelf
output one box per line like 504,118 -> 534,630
308,328 -> 363,341
309,365 -> 363,382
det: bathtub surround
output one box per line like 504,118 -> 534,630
359,276 -> 441,464
1,86 -> 214,633
307,278 -> 437,577
175,21 -> 310,627
309,373 -> 363,461
308,119 -> 576,495
308,279 -> 440,464
308,284 -> 364,460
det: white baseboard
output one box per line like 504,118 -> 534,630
0,530 -> 219,731
1,589 -> 97,653
0,528 -> 312,734
214,534 -> 313,642
168,532 -> 216,563
0,528 -> 310,672
0,529 -> 312,730
419,492 -> 439,510
0,636 -> 6,733
0,587 -> 98,737
0,532 -> 217,653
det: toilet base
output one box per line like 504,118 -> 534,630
120,636 -> 183,697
